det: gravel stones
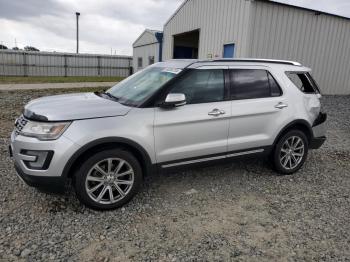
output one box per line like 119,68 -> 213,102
0,89 -> 349,261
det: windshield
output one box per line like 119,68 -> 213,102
106,67 -> 181,106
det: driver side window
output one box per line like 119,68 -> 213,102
169,69 -> 225,104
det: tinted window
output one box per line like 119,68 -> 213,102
169,69 -> 225,104
269,73 -> 282,97
286,72 -> 318,93
231,69 -> 281,99
307,73 -> 321,93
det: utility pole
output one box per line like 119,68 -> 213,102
76,12 -> 80,53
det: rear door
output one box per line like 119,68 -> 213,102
227,66 -> 290,152
154,67 -> 231,164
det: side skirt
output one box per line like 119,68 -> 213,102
158,146 -> 272,173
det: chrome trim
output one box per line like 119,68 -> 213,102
275,102 -> 288,109
210,58 -> 302,66
18,154 -> 37,162
226,149 -> 264,158
161,149 -> 265,168
208,108 -> 225,116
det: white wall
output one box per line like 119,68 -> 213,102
133,30 -> 161,72
163,0 -> 253,60
132,43 -> 160,71
248,1 -> 350,95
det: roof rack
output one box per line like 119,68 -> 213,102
209,58 -> 302,66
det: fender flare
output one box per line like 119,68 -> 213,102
273,119 -> 313,146
61,137 -> 154,179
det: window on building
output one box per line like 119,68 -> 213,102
230,69 -> 282,100
137,57 -> 143,68
286,72 -> 319,94
169,69 -> 225,104
149,56 -> 155,65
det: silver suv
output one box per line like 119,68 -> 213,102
10,59 -> 327,210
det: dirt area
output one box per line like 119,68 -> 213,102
0,89 -> 349,261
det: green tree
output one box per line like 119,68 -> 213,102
24,46 -> 40,51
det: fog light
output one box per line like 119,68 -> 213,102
21,150 -> 54,170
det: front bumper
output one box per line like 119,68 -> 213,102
10,131 -> 80,192
14,162 -> 66,192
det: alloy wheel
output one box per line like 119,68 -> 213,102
279,136 -> 305,170
85,158 -> 134,204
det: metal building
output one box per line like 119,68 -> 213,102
132,29 -> 163,71
161,0 -> 350,95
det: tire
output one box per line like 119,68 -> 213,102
272,130 -> 309,175
74,149 -> 142,210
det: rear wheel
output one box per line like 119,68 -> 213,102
272,130 -> 308,175
74,149 -> 142,210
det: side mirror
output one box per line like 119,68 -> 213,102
161,93 -> 186,108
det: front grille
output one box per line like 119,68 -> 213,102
14,115 -> 28,136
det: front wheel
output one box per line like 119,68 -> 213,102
74,149 -> 142,210
272,130 -> 309,175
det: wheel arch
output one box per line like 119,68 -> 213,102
62,137 -> 154,179
273,119 -> 313,146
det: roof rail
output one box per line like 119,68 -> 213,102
209,58 -> 302,66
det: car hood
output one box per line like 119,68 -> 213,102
24,92 -> 132,121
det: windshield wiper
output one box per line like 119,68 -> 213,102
102,92 -> 120,101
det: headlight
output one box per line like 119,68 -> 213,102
20,121 -> 71,140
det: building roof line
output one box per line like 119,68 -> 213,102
132,29 -> 163,47
164,0 -> 190,27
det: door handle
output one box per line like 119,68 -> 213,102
275,102 -> 288,109
208,109 -> 225,116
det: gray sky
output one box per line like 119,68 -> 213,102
0,0 -> 349,55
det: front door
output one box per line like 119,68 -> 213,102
154,67 -> 231,164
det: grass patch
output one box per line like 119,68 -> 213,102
0,76 -> 125,84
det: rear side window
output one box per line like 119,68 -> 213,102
230,69 -> 282,100
286,72 -> 320,94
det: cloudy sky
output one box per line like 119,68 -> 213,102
0,0 -> 349,55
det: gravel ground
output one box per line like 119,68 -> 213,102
0,90 -> 349,261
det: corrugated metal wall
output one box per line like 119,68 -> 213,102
163,0 -> 350,94
249,1 -> 350,95
0,50 -> 132,77
163,0 -> 252,60
133,43 -> 160,71
133,30 -> 160,71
